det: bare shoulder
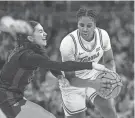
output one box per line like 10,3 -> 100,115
99,28 -> 110,37
60,30 -> 77,50
97,28 -> 111,51
60,30 -> 77,45
98,27 -> 108,34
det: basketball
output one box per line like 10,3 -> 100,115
96,71 -> 123,99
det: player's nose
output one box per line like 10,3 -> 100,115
43,31 -> 47,36
83,27 -> 88,31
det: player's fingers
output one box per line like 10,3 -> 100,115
101,83 -> 112,89
111,83 -> 118,88
117,81 -> 123,86
101,79 -> 112,84
100,73 -> 106,78
98,89 -> 110,99
102,85 -> 112,90
103,68 -> 113,73
98,89 -> 105,95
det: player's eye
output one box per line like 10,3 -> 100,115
39,30 -> 43,33
87,25 -> 92,28
79,23 -> 84,27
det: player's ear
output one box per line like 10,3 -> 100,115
27,36 -> 34,42
93,20 -> 96,27
93,23 -> 96,30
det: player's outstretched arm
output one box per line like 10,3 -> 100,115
19,50 -> 112,72
19,50 -> 93,71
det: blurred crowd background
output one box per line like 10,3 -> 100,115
0,1 -> 134,118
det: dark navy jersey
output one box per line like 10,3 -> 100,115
0,44 -> 39,93
0,42 -> 92,105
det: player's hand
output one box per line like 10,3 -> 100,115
90,73 -> 113,98
92,62 -> 113,73
90,73 -> 113,91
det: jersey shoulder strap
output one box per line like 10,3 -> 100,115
69,33 -> 78,58
97,27 -> 104,50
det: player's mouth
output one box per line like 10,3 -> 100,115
42,36 -> 47,40
82,33 -> 88,37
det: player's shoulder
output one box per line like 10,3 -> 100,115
17,46 -> 34,56
96,27 -> 109,36
63,29 -> 78,40
8,47 -> 33,62
70,29 -> 78,36
61,29 -> 78,45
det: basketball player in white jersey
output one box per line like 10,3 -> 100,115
59,7 -> 118,118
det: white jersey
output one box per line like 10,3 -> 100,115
59,27 -> 112,116
59,27 -> 111,91
60,27 -> 111,79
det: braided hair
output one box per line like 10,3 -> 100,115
76,7 -> 97,22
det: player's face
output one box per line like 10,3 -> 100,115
78,16 -> 95,41
32,24 -> 47,46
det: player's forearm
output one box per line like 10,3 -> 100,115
45,61 -> 92,71
33,56 -> 93,71
36,59 -> 93,71
71,78 -> 95,88
104,59 -> 116,72
20,52 -> 93,71
66,76 -> 95,88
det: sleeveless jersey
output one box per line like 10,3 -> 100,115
59,27 -> 109,93
69,28 -> 104,79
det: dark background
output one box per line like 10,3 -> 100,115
0,1 -> 134,118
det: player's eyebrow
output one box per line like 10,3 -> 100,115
39,29 -> 43,32
87,23 -> 93,25
79,23 -> 92,25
